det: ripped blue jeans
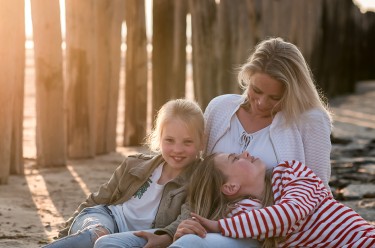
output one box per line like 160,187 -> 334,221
42,205 -> 119,248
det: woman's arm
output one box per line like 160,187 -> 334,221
299,109 -> 332,191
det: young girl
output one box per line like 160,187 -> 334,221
174,152 -> 375,248
43,99 -> 205,248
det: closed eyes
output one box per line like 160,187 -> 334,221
228,153 -> 239,162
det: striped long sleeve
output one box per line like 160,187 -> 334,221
218,161 -> 375,247
227,198 -> 263,217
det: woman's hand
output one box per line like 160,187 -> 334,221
173,218 -> 207,241
134,232 -> 172,248
191,213 -> 220,233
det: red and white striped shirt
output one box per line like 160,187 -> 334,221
218,160 -> 375,247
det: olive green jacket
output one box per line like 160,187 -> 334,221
58,153 -> 199,238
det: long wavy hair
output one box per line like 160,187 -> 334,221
238,37 -> 332,126
189,153 -> 281,248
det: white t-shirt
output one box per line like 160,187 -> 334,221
108,163 -> 165,232
212,115 -> 277,169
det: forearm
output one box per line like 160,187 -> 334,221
219,204 -> 296,239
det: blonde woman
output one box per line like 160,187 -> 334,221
171,37 -> 333,247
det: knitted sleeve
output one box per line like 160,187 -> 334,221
298,109 -> 332,191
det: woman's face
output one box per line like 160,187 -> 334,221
247,72 -> 284,117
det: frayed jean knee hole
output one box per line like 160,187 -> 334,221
83,224 -> 110,243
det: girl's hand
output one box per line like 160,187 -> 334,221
134,232 -> 172,248
173,218 -> 207,241
191,212 -> 220,233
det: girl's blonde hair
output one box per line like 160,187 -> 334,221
238,37 -> 332,126
189,153 -> 281,248
189,154 -> 229,220
145,99 -> 205,153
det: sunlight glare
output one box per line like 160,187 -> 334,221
25,171 -> 65,237
353,0 -> 375,13
66,165 -> 91,196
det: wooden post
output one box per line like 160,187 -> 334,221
94,0 -> 124,154
31,0 -> 67,167
65,0 -> 96,158
0,0 -> 25,183
257,0 -> 322,56
311,0 -> 358,97
172,0 -> 188,99
11,0 -> 26,175
123,0 -> 148,146
217,0 -> 257,95
189,0 -> 218,109
152,0 -> 187,117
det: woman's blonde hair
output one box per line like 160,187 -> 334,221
238,37 -> 332,125
189,153 -> 281,248
145,99 -> 205,153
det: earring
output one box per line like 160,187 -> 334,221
199,150 -> 204,160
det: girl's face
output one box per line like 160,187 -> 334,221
247,72 -> 284,117
215,152 -> 266,186
160,119 -> 200,173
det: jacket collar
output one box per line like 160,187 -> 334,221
128,154 -> 164,179
128,154 -> 200,186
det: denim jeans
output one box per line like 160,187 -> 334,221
94,229 -> 156,248
42,205 -> 119,248
168,233 -> 261,248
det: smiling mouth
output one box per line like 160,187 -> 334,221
172,156 -> 184,161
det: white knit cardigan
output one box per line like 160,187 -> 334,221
204,94 -> 332,191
